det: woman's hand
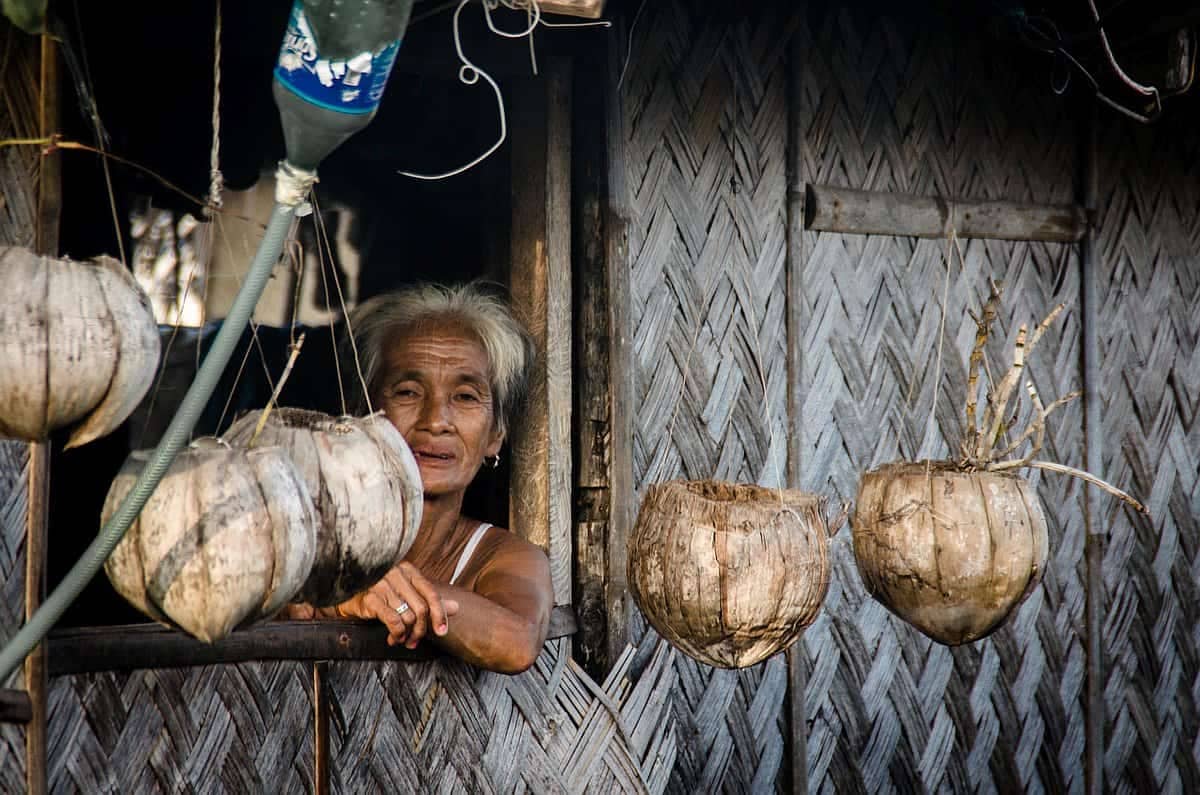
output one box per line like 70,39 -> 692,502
334,562 -> 460,648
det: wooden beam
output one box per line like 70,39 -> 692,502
312,662 -> 330,795
603,9 -> 634,670
0,690 -> 32,724
804,184 -> 1086,243
784,33 -> 809,795
46,607 -> 578,676
26,31 -> 59,795
509,60 -> 574,607
538,0 -> 605,19
572,25 -> 613,679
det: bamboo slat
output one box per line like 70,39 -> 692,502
1093,105 -> 1200,792
0,17 -> 42,793
619,1 -> 799,790
325,638 -> 675,793
47,663 -> 318,793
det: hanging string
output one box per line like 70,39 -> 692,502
308,193 -> 349,416
205,0 -> 225,217
399,0 -> 608,181
69,0 -> 125,266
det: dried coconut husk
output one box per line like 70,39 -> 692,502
223,408 -> 423,605
628,480 -> 832,669
103,440 -> 319,643
851,460 -> 1048,646
0,246 -> 159,447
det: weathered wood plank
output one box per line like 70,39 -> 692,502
313,662 -> 330,795
0,689 -> 32,724
603,7 -> 634,671
538,0 -> 605,19
26,32 -> 58,795
572,22 -> 614,679
804,183 -> 1086,242
24,442 -> 48,795
509,61 -> 573,606
784,33 -> 808,795
46,606 -> 578,675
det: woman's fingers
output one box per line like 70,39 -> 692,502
358,581 -> 412,643
384,570 -> 432,647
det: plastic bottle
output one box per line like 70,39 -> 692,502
272,0 -> 415,170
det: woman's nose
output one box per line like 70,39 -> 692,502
417,393 -> 452,431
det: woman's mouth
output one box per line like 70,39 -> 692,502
414,450 -> 455,466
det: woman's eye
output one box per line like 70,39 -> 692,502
455,392 -> 480,403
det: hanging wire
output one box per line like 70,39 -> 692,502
307,193 -> 349,415
399,0 -> 608,181
310,192 -> 375,416
205,0 -> 225,217
1003,4 -> 1167,123
67,1 -> 126,265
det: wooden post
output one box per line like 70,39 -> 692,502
1079,99 -> 1104,795
603,10 -> 634,671
313,662 -> 330,795
804,184 -> 1087,243
784,33 -> 808,795
25,30 -> 60,795
509,60 -> 574,607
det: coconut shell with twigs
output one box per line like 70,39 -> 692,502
103,440 -> 319,643
853,461 -> 1048,645
0,246 -> 160,448
223,408 -> 424,606
850,281 -> 1145,646
628,480 -> 832,669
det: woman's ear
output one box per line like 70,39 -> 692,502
484,426 -> 504,458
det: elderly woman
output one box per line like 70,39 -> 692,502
290,282 -> 552,674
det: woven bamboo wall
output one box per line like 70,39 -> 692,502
47,664 -> 317,792
323,639 -> 675,793
619,1 -> 797,791
0,17 -> 41,793
42,640 -> 675,792
1094,111 -> 1200,791
793,6 -> 1086,792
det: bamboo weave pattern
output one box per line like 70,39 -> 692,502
325,638 -> 675,794
620,1 -> 798,791
47,663 -> 317,793
1095,112 -> 1200,793
0,17 -> 41,792
794,6 -> 1087,793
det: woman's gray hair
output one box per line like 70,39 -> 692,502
346,281 -> 535,436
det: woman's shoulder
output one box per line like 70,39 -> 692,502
478,524 -> 548,563
462,522 -> 550,584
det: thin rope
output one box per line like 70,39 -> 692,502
400,0 -> 607,180
205,0 -> 225,218
308,194 -> 348,415
71,0 -> 126,266
616,0 -> 647,91
314,199 -> 374,417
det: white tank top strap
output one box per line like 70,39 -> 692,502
449,522 -> 493,586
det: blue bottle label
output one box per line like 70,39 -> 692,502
274,3 -> 401,115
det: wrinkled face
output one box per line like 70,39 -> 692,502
375,323 -> 503,498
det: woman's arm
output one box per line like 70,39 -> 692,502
428,542 -> 552,673
294,537 -> 552,673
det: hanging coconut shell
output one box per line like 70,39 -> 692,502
851,461 -> 1049,645
103,440 -> 319,642
628,480 -> 831,669
223,409 -> 423,605
0,246 -> 160,448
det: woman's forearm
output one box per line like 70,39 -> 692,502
431,584 -> 547,674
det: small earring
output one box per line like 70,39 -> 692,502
486,454 -> 501,470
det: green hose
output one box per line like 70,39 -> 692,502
0,202 -> 298,682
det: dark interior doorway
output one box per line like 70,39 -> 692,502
46,0 -> 565,626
